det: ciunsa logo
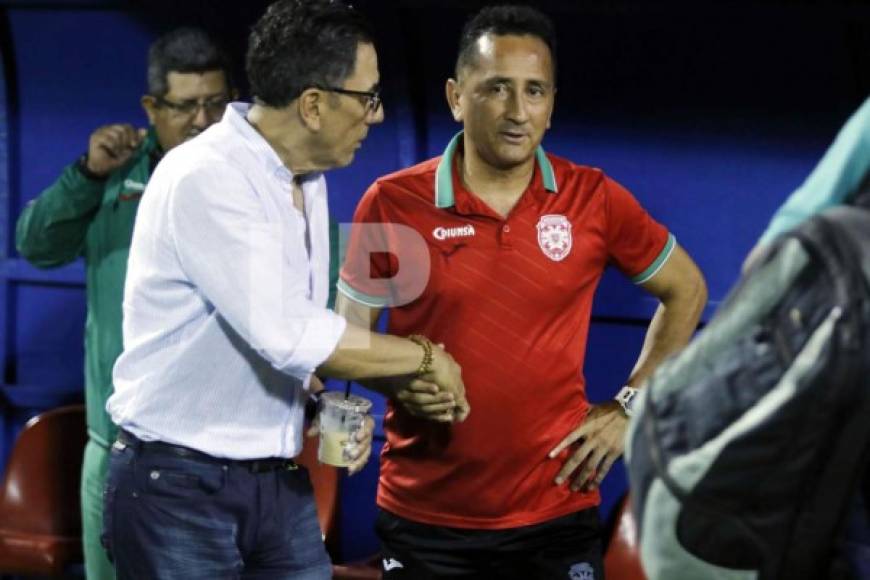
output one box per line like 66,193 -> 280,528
433,224 -> 476,241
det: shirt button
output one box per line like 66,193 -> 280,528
503,225 -> 511,233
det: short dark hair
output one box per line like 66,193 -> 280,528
147,28 -> 232,97
246,0 -> 374,108
455,5 -> 557,79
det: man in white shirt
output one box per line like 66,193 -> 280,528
102,1 -> 468,578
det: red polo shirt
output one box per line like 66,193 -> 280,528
339,132 -> 674,529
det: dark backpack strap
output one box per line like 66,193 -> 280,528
777,217 -> 870,579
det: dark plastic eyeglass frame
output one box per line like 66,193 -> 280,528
318,86 -> 382,114
153,95 -> 230,117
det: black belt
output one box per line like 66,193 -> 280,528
115,429 -> 298,473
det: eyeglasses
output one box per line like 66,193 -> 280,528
154,95 -> 230,118
318,86 -> 382,115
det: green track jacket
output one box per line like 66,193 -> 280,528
16,131 -> 160,447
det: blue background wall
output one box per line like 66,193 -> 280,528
0,0 -> 868,563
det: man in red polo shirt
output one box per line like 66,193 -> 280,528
337,5 -> 707,579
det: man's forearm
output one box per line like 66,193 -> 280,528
16,165 -> 104,267
627,277 -> 707,387
317,323 -> 426,381
328,293 -> 409,393
354,376 -> 412,399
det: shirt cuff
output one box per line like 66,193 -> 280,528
76,154 -> 109,181
61,162 -> 108,197
277,309 -> 348,381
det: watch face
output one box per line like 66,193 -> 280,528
616,387 -> 638,416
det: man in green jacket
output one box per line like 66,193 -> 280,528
15,28 -> 234,580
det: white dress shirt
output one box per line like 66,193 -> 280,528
108,103 -> 347,459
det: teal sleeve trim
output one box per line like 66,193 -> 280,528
760,96 -> 870,244
632,233 -> 676,284
336,278 -> 392,309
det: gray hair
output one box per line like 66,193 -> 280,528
147,27 -> 232,96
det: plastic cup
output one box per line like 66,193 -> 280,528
317,392 -> 372,467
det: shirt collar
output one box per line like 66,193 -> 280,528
223,102 -> 319,184
433,131 -> 558,209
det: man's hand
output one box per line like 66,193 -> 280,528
305,416 -> 374,475
418,342 -> 470,422
393,377 -> 459,422
86,124 -> 147,177
549,401 -> 628,492
345,414 -> 375,475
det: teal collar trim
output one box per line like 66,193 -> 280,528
435,133 -> 462,208
536,144 -> 558,193
434,131 -> 558,209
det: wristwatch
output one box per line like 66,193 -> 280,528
614,386 -> 639,417
304,389 -> 324,422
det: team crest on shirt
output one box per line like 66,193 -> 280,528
536,214 -> 572,262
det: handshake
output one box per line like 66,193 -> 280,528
317,324 -> 470,424
394,335 -> 471,423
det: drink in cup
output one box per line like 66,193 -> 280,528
318,391 -> 372,467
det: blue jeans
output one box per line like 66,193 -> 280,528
102,433 -> 331,580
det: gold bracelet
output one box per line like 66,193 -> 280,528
408,334 -> 433,376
